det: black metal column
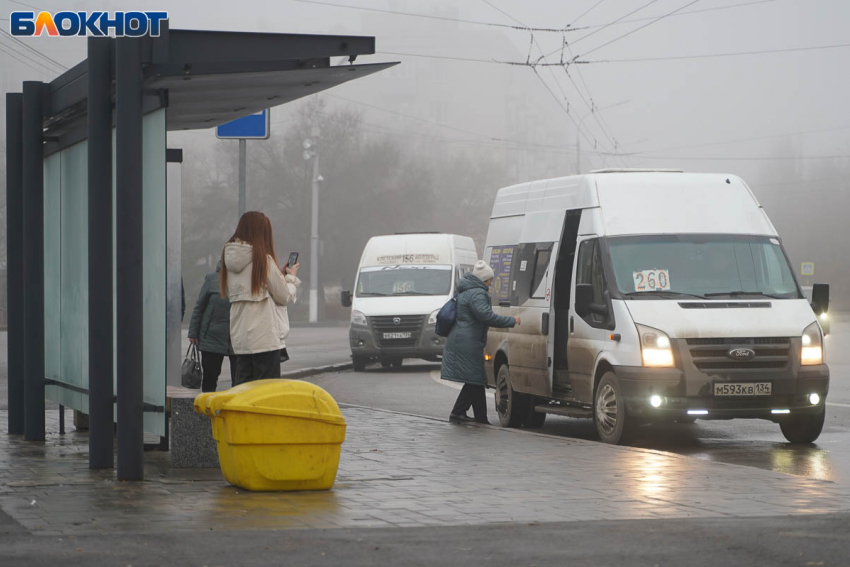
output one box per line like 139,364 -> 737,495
88,37 -> 115,470
5,93 -> 24,435
115,37 -> 144,480
22,81 -> 45,442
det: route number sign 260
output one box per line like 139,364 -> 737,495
633,269 -> 671,292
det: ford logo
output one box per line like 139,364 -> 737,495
393,317 -> 401,325
727,348 -> 756,361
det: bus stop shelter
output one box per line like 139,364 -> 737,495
5,22 -> 396,480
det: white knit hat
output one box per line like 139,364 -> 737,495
472,260 -> 495,282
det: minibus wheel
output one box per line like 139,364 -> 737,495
495,365 -> 527,428
352,356 -> 367,372
594,372 -> 632,444
779,407 -> 826,444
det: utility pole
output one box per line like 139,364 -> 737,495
238,138 -> 246,218
304,122 -> 321,323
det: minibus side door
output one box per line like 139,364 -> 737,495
568,237 -> 615,403
549,210 -> 582,399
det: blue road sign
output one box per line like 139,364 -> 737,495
216,109 -> 270,139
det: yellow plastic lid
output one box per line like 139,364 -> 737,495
194,379 -> 346,425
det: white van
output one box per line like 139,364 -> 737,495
482,170 -> 830,444
341,233 -> 479,371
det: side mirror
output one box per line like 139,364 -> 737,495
575,284 -> 592,318
340,290 -> 352,308
811,283 -> 829,315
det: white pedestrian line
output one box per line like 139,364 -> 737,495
827,402 -> 850,408
430,370 -> 463,390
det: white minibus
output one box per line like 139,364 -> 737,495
482,170 -> 830,444
342,233 -> 478,371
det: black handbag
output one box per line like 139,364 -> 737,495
181,344 -> 203,389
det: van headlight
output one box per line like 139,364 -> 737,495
801,321 -> 823,365
428,309 -> 440,325
351,310 -> 367,327
636,324 -> 675,368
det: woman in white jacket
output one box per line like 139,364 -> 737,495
220,212 -> 299,384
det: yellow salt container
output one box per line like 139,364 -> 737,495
194,379 -> 346,491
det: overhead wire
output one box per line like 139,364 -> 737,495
0,39 -> 59,75
5,0 -> 41,10
542,0 -> 777,59
480,0 -> 629,168
293,0 -> 567,32
479,0 -> 619,168
0,29 -> 67,71
578,42 -> 850,64
555,0 -> 660,55
577,0 -> 702,59
567,0 -> 777,33
567,0 -> 608,28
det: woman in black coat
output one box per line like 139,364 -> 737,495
441,260 -> 519,424
188,262 -> 236,392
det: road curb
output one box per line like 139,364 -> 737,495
335,402 -> 843,482
282,362 -> 352,380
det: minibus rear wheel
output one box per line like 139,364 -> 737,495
594,372 -> 633,445
779,407 -> 826,444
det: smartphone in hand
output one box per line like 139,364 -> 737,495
287,252 -> 299,268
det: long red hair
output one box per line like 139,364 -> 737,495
220,211 -> 278,297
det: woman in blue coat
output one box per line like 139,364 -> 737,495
441,260 -> 519,424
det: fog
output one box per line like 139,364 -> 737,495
2,0 -> 848,319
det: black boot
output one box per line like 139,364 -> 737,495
449,413 -> 475,424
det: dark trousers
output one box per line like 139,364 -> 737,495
451,384 -> 488,422
234,349 -> 281,386
200,351 -> 237,393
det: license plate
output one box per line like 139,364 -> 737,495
713,382 -> 772,396
383,332 -> 411,340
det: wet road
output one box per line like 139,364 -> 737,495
308,311 -> 850,486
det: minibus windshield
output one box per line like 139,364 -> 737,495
356,265 -> 453,297
607,235 -> 801,299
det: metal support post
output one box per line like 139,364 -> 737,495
22,81 -> 45,442
309,151 -> 320,323
238,138 -> 246,218
88,37 -> 115,470
115,37 -> 145,481
5,93 -> 24,435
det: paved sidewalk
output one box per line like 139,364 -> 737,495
2,406 -> 850,536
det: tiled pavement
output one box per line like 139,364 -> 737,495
2,406 -> 850,536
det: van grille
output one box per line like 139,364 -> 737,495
686,337 -> 792,372
370,315 -> 426,348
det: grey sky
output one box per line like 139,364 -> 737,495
3,0 -> 848,182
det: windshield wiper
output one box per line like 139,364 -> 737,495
623,290 -> 706,299
702,291 -> 782,299
359,292 -> 391,297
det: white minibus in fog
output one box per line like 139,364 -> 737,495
342,233 -> 478,371
482,169 -> 830,444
